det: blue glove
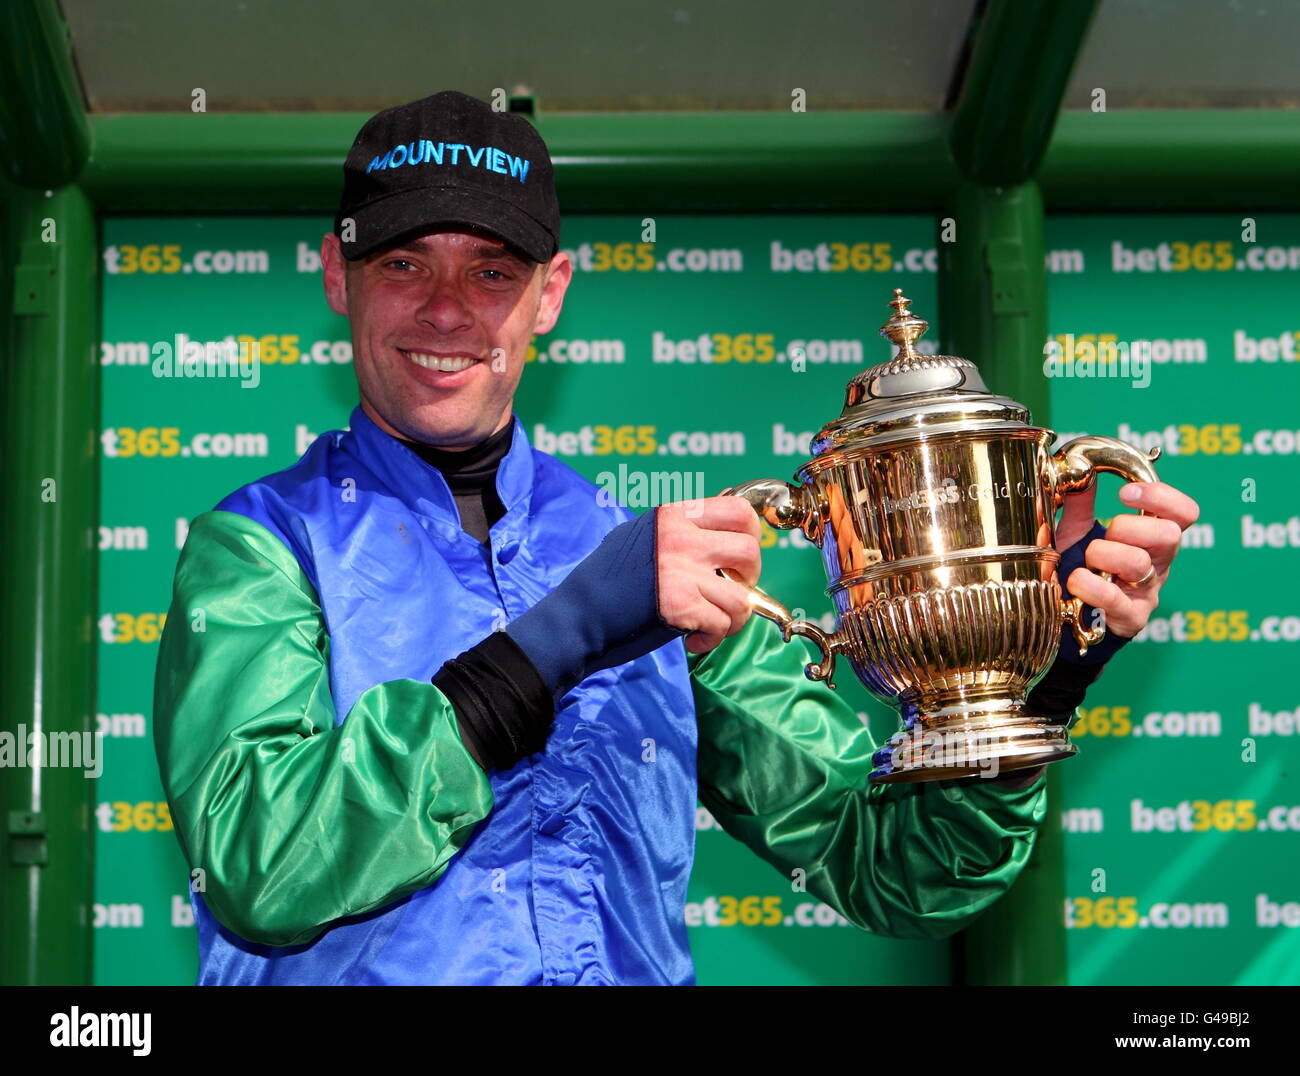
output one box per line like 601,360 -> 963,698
505,508 -> 686,703
1009,518 -> 1133,735
1056,519 -> 1134,666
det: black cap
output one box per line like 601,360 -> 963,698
334,90 -> 559,263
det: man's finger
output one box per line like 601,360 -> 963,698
1066,567 -> 1141,636
1117,481 -> 1201,530
697,572 -> 754,638
682,604 -> 732,653
1084,538 -> 1154,583
1103,513 -> 1185,564
687,494 -> 764,537
700,530 -> 762,587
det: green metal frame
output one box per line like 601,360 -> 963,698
0,0 -> 89,187
3,0 -> 1297,987
77,109 -> 1300,214
0,1 -> 98,988
0,189 -> 100,987
949,0 -> 1101,186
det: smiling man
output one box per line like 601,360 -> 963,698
336,230 -> 564,448
153,90 -> 1200,986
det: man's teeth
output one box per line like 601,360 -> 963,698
404,351 -> 481,372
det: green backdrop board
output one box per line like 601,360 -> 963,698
95,213 -> 1298,985
1045,215 -> 1300,986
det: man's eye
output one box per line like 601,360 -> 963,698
385,258 -> 416,271
480,268 -> 511,281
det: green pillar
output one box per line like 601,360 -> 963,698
937,184 -> 1066,986
939,181 -> 1048,413
938,0 -> 1099,990
0,180 -> 100,985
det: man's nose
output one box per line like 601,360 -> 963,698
414,277 -> 474,333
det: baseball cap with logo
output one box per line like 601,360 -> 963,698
334,90 -> 559,264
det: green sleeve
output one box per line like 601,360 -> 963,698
691,613 -> 1049,941
152,510 -> 494,948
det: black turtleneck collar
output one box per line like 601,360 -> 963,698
393,419 -> 515,543
394,419 -> 515,488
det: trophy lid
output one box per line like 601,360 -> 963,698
810,289 -> 1031,456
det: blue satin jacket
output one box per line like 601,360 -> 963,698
153,404 -> 1050,986
193,405 -> 696,984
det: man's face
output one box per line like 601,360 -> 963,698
322,227 -> 572,449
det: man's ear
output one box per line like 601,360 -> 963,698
531,251 -> 573,335
321,233 -> 351,317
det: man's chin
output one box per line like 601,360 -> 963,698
392,409 -> 506,450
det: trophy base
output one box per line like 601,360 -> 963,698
868,696 -> 1076,784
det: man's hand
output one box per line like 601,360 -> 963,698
1055,479 -> 1201,639
657,496 -> 762,654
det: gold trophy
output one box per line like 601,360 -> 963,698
724,289 -> 1160,784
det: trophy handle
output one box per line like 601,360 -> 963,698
721,478 -> 820,542
717,568 -> 845,689
720,479 -> 840,684
1049,435 -> 1162,656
